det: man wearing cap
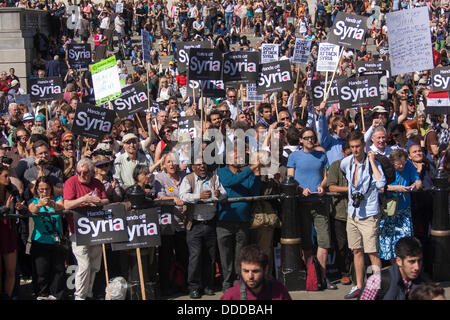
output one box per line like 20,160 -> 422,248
114,133 -> 154,190
22,113 -> 35,132
6,80 -> 21,104
57,131 -> 77,181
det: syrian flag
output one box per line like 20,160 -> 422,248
426,91 -> 450,114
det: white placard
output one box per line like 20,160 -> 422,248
317,43 -> 341,72
116,2 -> 123,13
92,66 -> 122,105
292,38 -> 312,64
246,83 -> 264,102
386,7 -> 433,76
260,44 -> 279,64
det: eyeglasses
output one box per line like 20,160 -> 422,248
125,140 -> 138,144
103,140 -> 114,144
280,117 -> 290,121
164,130 -> 173,134
63,139 -> 74,143
96,163 -> 111,169
227,95 -> 236,98
18,135 -> 29,139
77,170 -> 90,176
302,136 -> 315,141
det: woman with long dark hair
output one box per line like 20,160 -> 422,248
28,176 -> 65,300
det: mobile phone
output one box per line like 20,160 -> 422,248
277,122 -> 284,128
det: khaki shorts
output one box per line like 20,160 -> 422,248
299,202 -> 330,250
346,214 -> 380,253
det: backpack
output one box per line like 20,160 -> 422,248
169,260 -> 186,288
374,154 -> 396,186
306,256 -> 324,291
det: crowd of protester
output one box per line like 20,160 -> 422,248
0,0 -> 449,301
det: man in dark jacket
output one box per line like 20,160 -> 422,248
46,55 -> 61,77
360,237 -> 429,300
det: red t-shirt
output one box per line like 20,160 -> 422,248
176,74 -> 187,86
220,280 -> 292,300
63,175 -> 107,233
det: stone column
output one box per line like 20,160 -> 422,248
0,8 -> 50,92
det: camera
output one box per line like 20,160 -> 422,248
351,192 -> 365,208
0,156 -> 12,165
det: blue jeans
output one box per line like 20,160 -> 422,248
225,12 -> 233,31
179,15 -> 188,31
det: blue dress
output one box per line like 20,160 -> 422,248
378,160 -> 419,260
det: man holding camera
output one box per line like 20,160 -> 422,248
340,131 -> 386,299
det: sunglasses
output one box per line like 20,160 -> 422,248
63,139 -> 74,143
280,117 -> 290,121
96,163 -> 111,169
103,140 -> 114,144
302,136 -> 315,141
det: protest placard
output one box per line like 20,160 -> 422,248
28,77 -> 63,102
292,38 -> 312,64
386,7 -> 433,76
355,61 -> 391,78
73,203 -> 129,246
337,76 -> 381,109
431,66 -> 450,92
188,48 -> 223,81
176,41 -> 210,73
317,43 -> 341,72
111,82 -> 149,118
111,208 -> 162,251
187,77 -> 226,98
91,56 -> 122,105
67,43 -> 92,67
260,43 -> 279,64
426,91 -> 450,114
257,60 -> 294,95
246,83 -> 264,102
71,104 -> 116,138
141,30 -> 152,63
327,12 -> 368,50
223,51 -> 260,83
310,76 -> 344,106
178,115 -> 200,139
115,2 -> 123,13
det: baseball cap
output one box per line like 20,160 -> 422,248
372,106 -> 388,113
10,80 -> 19,87
94,142 -> 113,153
169,61 -> 174,65
22,113 -> 34,121
31,126 -> 46,135
121,133 -> 138,144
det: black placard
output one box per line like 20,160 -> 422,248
111,82 -> 149,118
327,12 -> 368,50
28,77 -> 64,102
188,48 -> 223,81
222,51 -> 260,83
310,76 -> 344,106
431,66 -> 450,92
257,60 -> 294,95
187,77 -> 226,98
178,115 -> 201,140
67,43 -> 92,66
176,41 -> 210,73
355,61 -> 391,78
337,76 -> 381,109
94,45 -> 107,62
73,203 -> 129,246
71,104 -> 116,138
111,208 -> 162,251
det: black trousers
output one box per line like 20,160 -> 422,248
31,241 -> 66,299
330,218 -> 352,278
158,231 -> 189,293
186,221 -> 217,291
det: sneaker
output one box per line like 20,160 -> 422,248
344,286 -> 361,299
36,296 -> 49,300
47,295 -> 57,300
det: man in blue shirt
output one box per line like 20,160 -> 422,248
217,144 -> 261,292
340,130 -> 386,299
287,127 -> 336,289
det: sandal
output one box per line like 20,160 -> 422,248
324,278 -> 338,290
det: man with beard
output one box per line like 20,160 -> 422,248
221,244 -> 291,300
57,131 -> 77,181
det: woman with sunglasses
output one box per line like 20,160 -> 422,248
93,155 -> 122,203
154,124 -> 175,163
155,152 -> 188,296
28,176 -> 65,300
